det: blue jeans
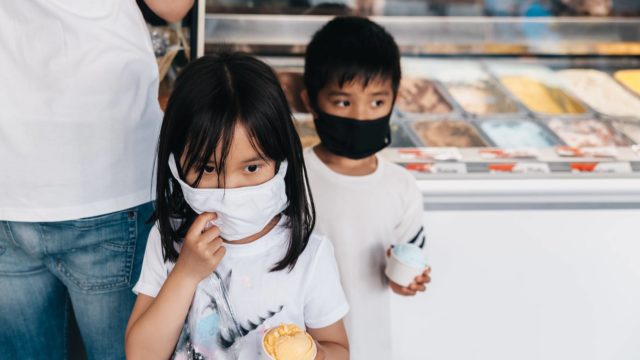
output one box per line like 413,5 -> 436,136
0,202 -> 154,360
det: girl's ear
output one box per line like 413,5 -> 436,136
300,89 -> 317,117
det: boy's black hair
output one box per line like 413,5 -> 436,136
155,52 -> 315,272
304,16 -> 401,107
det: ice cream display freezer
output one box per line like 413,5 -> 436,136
197,13 -> 640,360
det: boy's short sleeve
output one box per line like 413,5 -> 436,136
132,225 -> 169,298
392,170 -> 426,249
303,237 -> 350,329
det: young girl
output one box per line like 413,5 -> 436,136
125,53 -> 349,360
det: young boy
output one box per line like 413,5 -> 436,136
301,16 -> 431,359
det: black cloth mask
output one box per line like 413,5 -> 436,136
313,109 -> 392,159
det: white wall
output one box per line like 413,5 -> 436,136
391,209 -> 640,360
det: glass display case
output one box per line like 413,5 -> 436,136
193,9 -> 640,358
196,3 -> 640,181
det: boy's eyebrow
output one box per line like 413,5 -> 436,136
370,90 -> 392,96
328,90 -> 352,96
328,90 -> 392,97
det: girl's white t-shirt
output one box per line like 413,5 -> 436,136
303,147 -> 426,360
0,0 -> 162,221
133,217 -> 349,360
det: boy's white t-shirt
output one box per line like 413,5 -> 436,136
304,147 -> 426,360
133,217 -> 349,360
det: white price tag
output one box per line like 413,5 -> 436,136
431,163 -> 467,174
513,162 -> 551,174
593,162 -> 633,174
489,162 -> 549,174
404,163 -> 467,174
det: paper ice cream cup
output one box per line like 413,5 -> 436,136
385,244 -> 428,287
261,324 -> 317,360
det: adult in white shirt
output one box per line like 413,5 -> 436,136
0,1 -> 192,359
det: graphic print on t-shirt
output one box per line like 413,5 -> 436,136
172,269 -> 283,360
407,226 -> 426,249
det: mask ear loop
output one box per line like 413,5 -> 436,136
169,153 -> 187,183
386,86 -> 401,146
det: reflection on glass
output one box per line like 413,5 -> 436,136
205,0 -> 639,16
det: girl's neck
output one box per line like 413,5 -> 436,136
223,214 -> 281,245
313,144 -> 378,176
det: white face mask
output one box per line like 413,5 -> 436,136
168,154 -> 289,241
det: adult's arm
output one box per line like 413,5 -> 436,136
144,0 -> 195,23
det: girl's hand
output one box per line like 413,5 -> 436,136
173,212 -> 226,284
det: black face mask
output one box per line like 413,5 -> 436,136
313,109 -> 392,160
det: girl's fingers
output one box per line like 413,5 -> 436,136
186,212 -> 218,240
205,238 -> 224,254
199,225 -> 221,244
210,245 -> 226,263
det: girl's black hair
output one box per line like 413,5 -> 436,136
154,52 -> 315,272
304,16 -> 401,107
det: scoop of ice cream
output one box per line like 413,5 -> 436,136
397,77 -> 453,114
614,70 -> 640,97
612,120 -> 640,144
412,120 -> 487,147
392,244 -> 428,269
294,118 -> 320,148
558,69 -> 640,117
547,118 -> 629,148
277,70 -> 308,114
500,76 -> 587,115
445,80 -> 520,116
480,119 -> 557,148
263,324 -> 316,360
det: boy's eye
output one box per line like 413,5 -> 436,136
203,165 -> 216,174
372,100 -> 385,107
244,164 -> 260,173
335,100 -> 351,107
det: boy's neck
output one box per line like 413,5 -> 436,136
313,144 -> 378,176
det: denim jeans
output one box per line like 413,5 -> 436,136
0,202 -> 154,360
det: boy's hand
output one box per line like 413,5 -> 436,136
386,247 -> 431,296
174,212 -> 226,284
388,268 -> 431,296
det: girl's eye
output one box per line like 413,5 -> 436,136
335,100 -> 350,107
203,165 -> 216,174
245,164 -> 260,173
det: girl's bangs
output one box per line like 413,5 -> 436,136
179,111 -> 236,187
